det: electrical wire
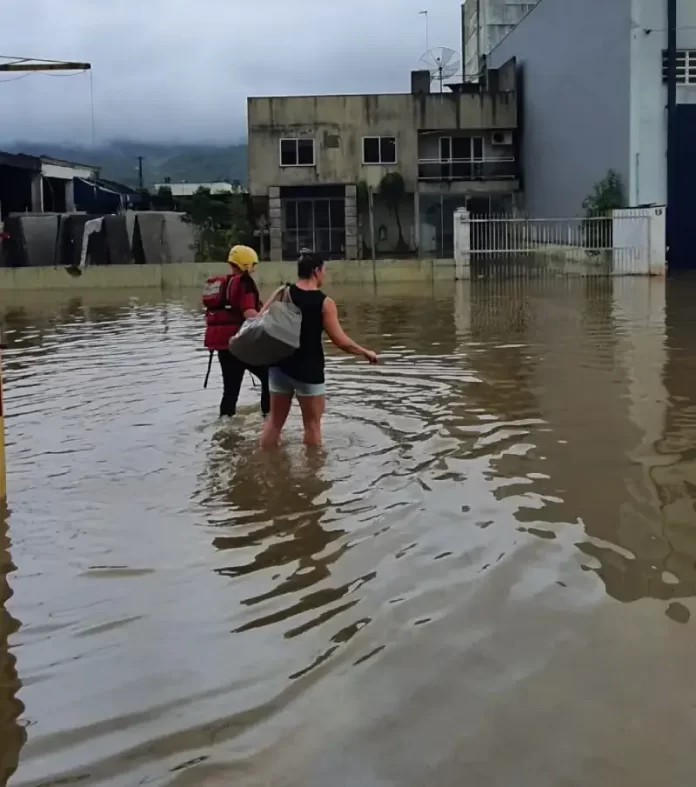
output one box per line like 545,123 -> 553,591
0,73 -> 32,83
89,69 -> 96,148
0,54 -> 70,63
0,69 -> 87,83
0,60 -> 97,148
36,70 -> 88,77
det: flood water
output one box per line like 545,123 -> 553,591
2,277 -> 696,786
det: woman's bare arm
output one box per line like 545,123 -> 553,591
322,297 -> 377,362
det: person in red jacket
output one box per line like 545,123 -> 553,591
203,245 -> 269,418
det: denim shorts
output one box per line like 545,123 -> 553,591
269,367 -> 325,397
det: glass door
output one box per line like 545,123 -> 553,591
439,137 -> 452,179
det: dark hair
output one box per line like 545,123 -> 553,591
239,271 -> 261,310
297,249 -> 324,280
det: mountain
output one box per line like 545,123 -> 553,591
3,140 -> 247,188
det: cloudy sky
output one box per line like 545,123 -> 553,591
2,0 -> 463,145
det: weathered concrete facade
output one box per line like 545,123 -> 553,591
248,89 -> 517,195
248,60 -> 519,261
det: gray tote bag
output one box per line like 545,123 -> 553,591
228,286 -> 302,366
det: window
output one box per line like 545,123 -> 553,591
280,138 -> 315,167
661,49 -> 696,85
282,197 -> 345,259
362,136 -> 397,165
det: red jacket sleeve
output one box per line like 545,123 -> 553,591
238,289 -> 257,314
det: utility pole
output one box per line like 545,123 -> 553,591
666,0 -> 677,266
419,10 -> 429,52
137,156 -> 144,190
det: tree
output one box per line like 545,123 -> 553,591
153,185 -> 175,211
181,188 -> 253,261
356,180 -> 369,258
379,172 -> 408,253
582,170 -> 626,252
582,169 -> 625,217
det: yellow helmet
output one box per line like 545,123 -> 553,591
227,245 -> 258,272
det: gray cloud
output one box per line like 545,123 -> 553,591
1,0 -> 463,144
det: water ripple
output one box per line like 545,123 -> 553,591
2,279 -> 696,786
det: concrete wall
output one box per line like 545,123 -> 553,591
628,0 -> 696,206
463,0 -> 480,79
488,0 -> 633,217
0,260 -> 459,293
464,0 -> 539,78
247,91 -> 517,196
365,194 -> 417,255
613,206 -> 667,275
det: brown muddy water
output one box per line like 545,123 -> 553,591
1,278 -> 696,787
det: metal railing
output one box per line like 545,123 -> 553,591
467,214 -> 615,253
459,213 -> 655,276
418,158 -> 517,181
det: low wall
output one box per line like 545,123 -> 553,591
0,259 -> 456,292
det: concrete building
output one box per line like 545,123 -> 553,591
487,0 -> 696,266
462,0 -> 539,79
247,60 -> 519,260
0,151 -> 99,219
152,181 -> 246,197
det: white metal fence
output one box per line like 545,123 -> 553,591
454,209 -> 667,277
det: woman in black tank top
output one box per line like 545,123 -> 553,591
261,250 -> 378,449
277,285 -> 326,385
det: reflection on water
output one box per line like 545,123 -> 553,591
2,278 -> 696,785
0,514 -> 25,785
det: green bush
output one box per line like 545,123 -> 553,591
582,170 -> 625,252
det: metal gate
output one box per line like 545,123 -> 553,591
461,213 -> 659,276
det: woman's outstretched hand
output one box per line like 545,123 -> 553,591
363,350 -> 379,364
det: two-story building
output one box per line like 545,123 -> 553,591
247,57 -> 520,260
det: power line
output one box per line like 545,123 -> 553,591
36,70 -> 89,77
0,73 -> 32,84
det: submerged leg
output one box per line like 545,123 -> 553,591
260,393 -> 293,449
217,350 -> 245,417
297,394 -> 325,447
248,364 -> 270,417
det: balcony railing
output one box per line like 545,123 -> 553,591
418,158 -> 517,181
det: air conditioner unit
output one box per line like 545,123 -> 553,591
491,131 -> 513,146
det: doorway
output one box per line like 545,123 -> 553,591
281,191 -> 346,260
671,105 -> 696,269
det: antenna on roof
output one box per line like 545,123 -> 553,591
418,47 -> 460,93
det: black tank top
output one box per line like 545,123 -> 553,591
278,284 -> 326,384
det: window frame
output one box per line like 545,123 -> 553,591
279,137 -> 316,168
362,136 -> 398,166
661,49 -> 696,85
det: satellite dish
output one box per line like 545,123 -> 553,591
419,47 -> 460,92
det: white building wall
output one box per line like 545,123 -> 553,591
41,162 -> 96,181
488,0 -> 632,217
153,182 -> 244,196
464,0 -> 539,77
629,0 -> 696,207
